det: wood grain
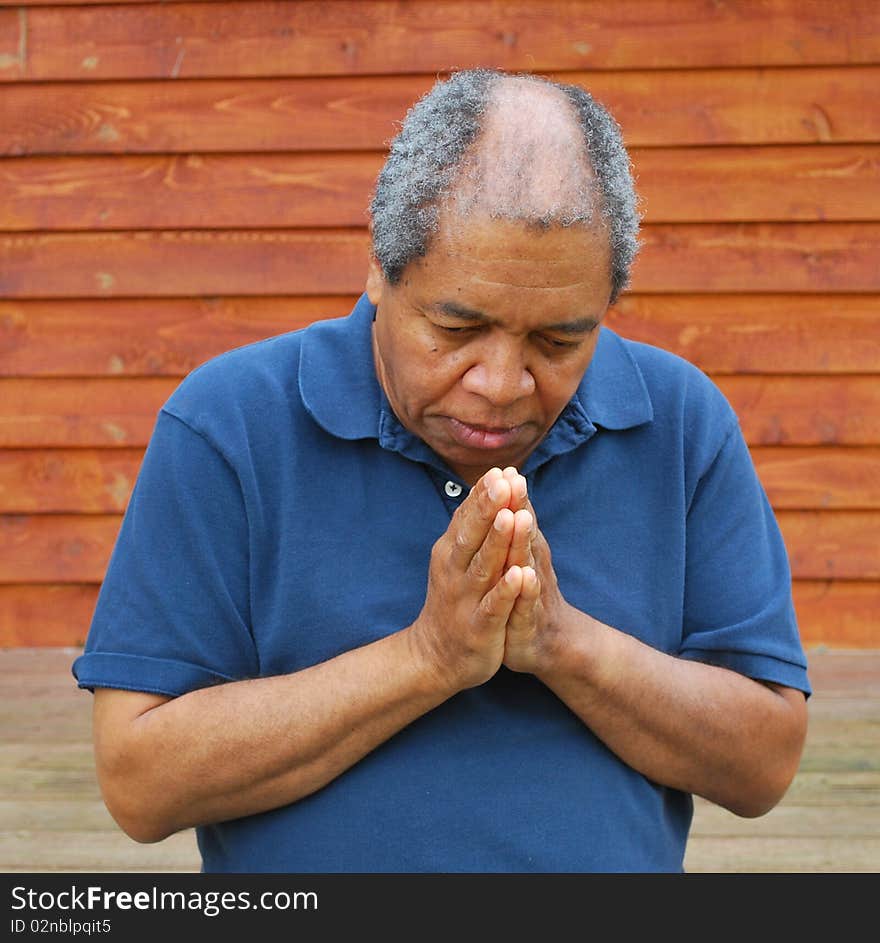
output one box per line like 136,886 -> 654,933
776,510 -> 880,580
0,378 -> 174,447
604,294 -> 880,375
633,223 -> 880,294
0,296 -> 354,377
0,448 -> 141,512
0,514 -> 121,583
3,224 -> 879,298
632,145 -> 880,223
3,1 -> 878,81
4,67 -> 879,157
751,447 -> 880,510
0,584 -> 97,647
0,152 -> 384,230
0,229 -> 372,298
3,145 -> 879,230
718,375 -> 880,446
793,581 -> 880,648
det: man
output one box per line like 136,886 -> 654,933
73,69 -> 810,872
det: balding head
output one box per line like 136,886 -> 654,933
448,75 -> 598,227
369,69 -> 640,304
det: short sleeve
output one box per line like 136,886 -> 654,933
72,409 -> 258,697
679,423 -> 811,695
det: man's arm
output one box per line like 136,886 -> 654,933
501,470 -> 808,818
92,469 -> 532,843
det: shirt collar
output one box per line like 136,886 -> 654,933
298,292 -> 384,440
576,324 -> 654,431
299,293 -> 653,451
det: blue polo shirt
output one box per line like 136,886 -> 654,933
73,293 -> 810,873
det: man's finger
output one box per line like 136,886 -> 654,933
478,564 -> 524,623
447,468 -> 511,570
511,566 -> 541,616
502,467 -> 528,512
505,509 -> 534,569
467,507 -> 515,587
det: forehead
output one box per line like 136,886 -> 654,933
404,212 -> 613,318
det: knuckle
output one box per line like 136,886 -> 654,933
469,558 -> 491,584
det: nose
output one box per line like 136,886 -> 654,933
460,338 -> 535,406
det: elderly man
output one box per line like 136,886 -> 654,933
73,69 -> 809,873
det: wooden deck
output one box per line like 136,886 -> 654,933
1,646 -> 878,873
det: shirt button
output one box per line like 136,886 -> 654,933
444,480 -> 463,498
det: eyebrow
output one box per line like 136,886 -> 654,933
438,301 -> 599,334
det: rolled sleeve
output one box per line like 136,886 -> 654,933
679,424 -> 811,696
72,409 -> 258,697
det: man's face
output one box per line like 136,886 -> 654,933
367,212 -> 613,485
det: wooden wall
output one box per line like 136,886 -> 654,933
1,0 -> 878,648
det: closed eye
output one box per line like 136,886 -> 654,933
435,323 -> 478,335
537,334 -> 583,351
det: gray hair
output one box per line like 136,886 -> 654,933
369,69 -> 641,304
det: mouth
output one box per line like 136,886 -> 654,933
444,417 -> 527,451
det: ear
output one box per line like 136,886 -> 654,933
365,257 -> 386,306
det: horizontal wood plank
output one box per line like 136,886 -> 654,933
3,1 -> 878,81
793,581 -> 880,649
0,229 -> 372,298
776,510 -> 880,580
0,296 -> 354,377
633,223 -> 880,294
3,224 -> 880,298
717,375 -> 880,446
3,294 -> 877,378
0,577 -> 876,649
1,375 -> 878,448
633,145 -> 880,224
0,378 -> 173,447
3,145 -> 880,230
0,448 -> 141,512
0,152 -> 384,230
4,67 -> 879,157
3,446 -> 879,514
1,510 -> 876,584
0,584 -> 97,647
604,294 -> 880,375
751,447 -> 880,510
0,514 -> 121,583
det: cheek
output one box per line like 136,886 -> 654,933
532,358 -> 592,411
385,344 -> 455,413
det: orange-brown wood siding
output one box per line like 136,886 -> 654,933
1,0 -> 878,648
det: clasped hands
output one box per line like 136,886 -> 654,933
413,466 -> 573,691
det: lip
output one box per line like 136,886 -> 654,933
444,417 -> 526,450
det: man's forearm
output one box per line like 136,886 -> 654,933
94,625 -> 454,842
534,606 -> 808,817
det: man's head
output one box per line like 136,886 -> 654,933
369,69 -> 640,305
366,70 -> 640,485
